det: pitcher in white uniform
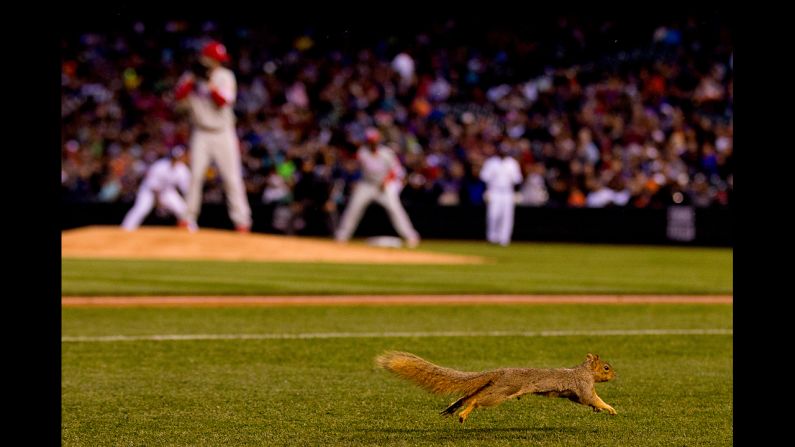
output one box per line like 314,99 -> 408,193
121,146 -> 191,231
335,128 -> 420,247
479,148 -> 523,246
174,40 -> 252,233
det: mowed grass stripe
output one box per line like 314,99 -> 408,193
62,241 -> 732,295
62,304 -> 732,337
62,328 -> 733,343
61,295 -> 732,307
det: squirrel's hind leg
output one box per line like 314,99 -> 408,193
440,380 -> 493,421
457,399 -> 478,423
440,396 -> 466,417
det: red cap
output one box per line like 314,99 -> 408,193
365,127 -> 381,144
201,41 -> 230,63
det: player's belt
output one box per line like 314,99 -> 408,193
194,123 -> 227,133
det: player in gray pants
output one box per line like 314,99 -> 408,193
335,128 -> 420,248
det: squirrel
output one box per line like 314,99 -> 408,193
375,351 -> 617,423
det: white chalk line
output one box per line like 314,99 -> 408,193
62,328 -> 732,343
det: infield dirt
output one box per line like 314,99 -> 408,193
61,226 -> 483,264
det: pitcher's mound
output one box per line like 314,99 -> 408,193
62,226 -> 484,264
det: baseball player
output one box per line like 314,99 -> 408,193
335,128 -> 420,247
174,40 -> 252,233
121,146 -> 191,231
479,147 -> 523,246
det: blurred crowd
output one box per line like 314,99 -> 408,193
62,16 -> 732,231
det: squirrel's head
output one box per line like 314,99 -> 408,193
584,353 -> 615,382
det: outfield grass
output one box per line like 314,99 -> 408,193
62,305 -> 732,446
61,241 -> 732,295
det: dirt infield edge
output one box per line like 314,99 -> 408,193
62,295 -> 733,307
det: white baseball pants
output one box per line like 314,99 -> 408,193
486,191 -> 516,246
335,181 -> 419,242
122,187 -> 188,230
186,128 -> 252,228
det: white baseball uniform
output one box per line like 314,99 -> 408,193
335,145 -> 420,245
179,65 -> 252,229
121,158 -> 191,230
480,155 -> 523,246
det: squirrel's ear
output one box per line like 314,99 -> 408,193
586,353 -> 596,362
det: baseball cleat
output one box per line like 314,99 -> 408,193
178,219 -> 199,233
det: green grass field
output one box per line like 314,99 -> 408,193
62,241 -> 732,295
62,305 -> 732,446
62,240 -> 733,446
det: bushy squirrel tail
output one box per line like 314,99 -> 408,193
375,351 -> 494,396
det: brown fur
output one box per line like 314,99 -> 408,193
375,351 -> 617,423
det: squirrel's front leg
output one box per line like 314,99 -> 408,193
594,400 -> 617,415
583,391 -> 617,415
